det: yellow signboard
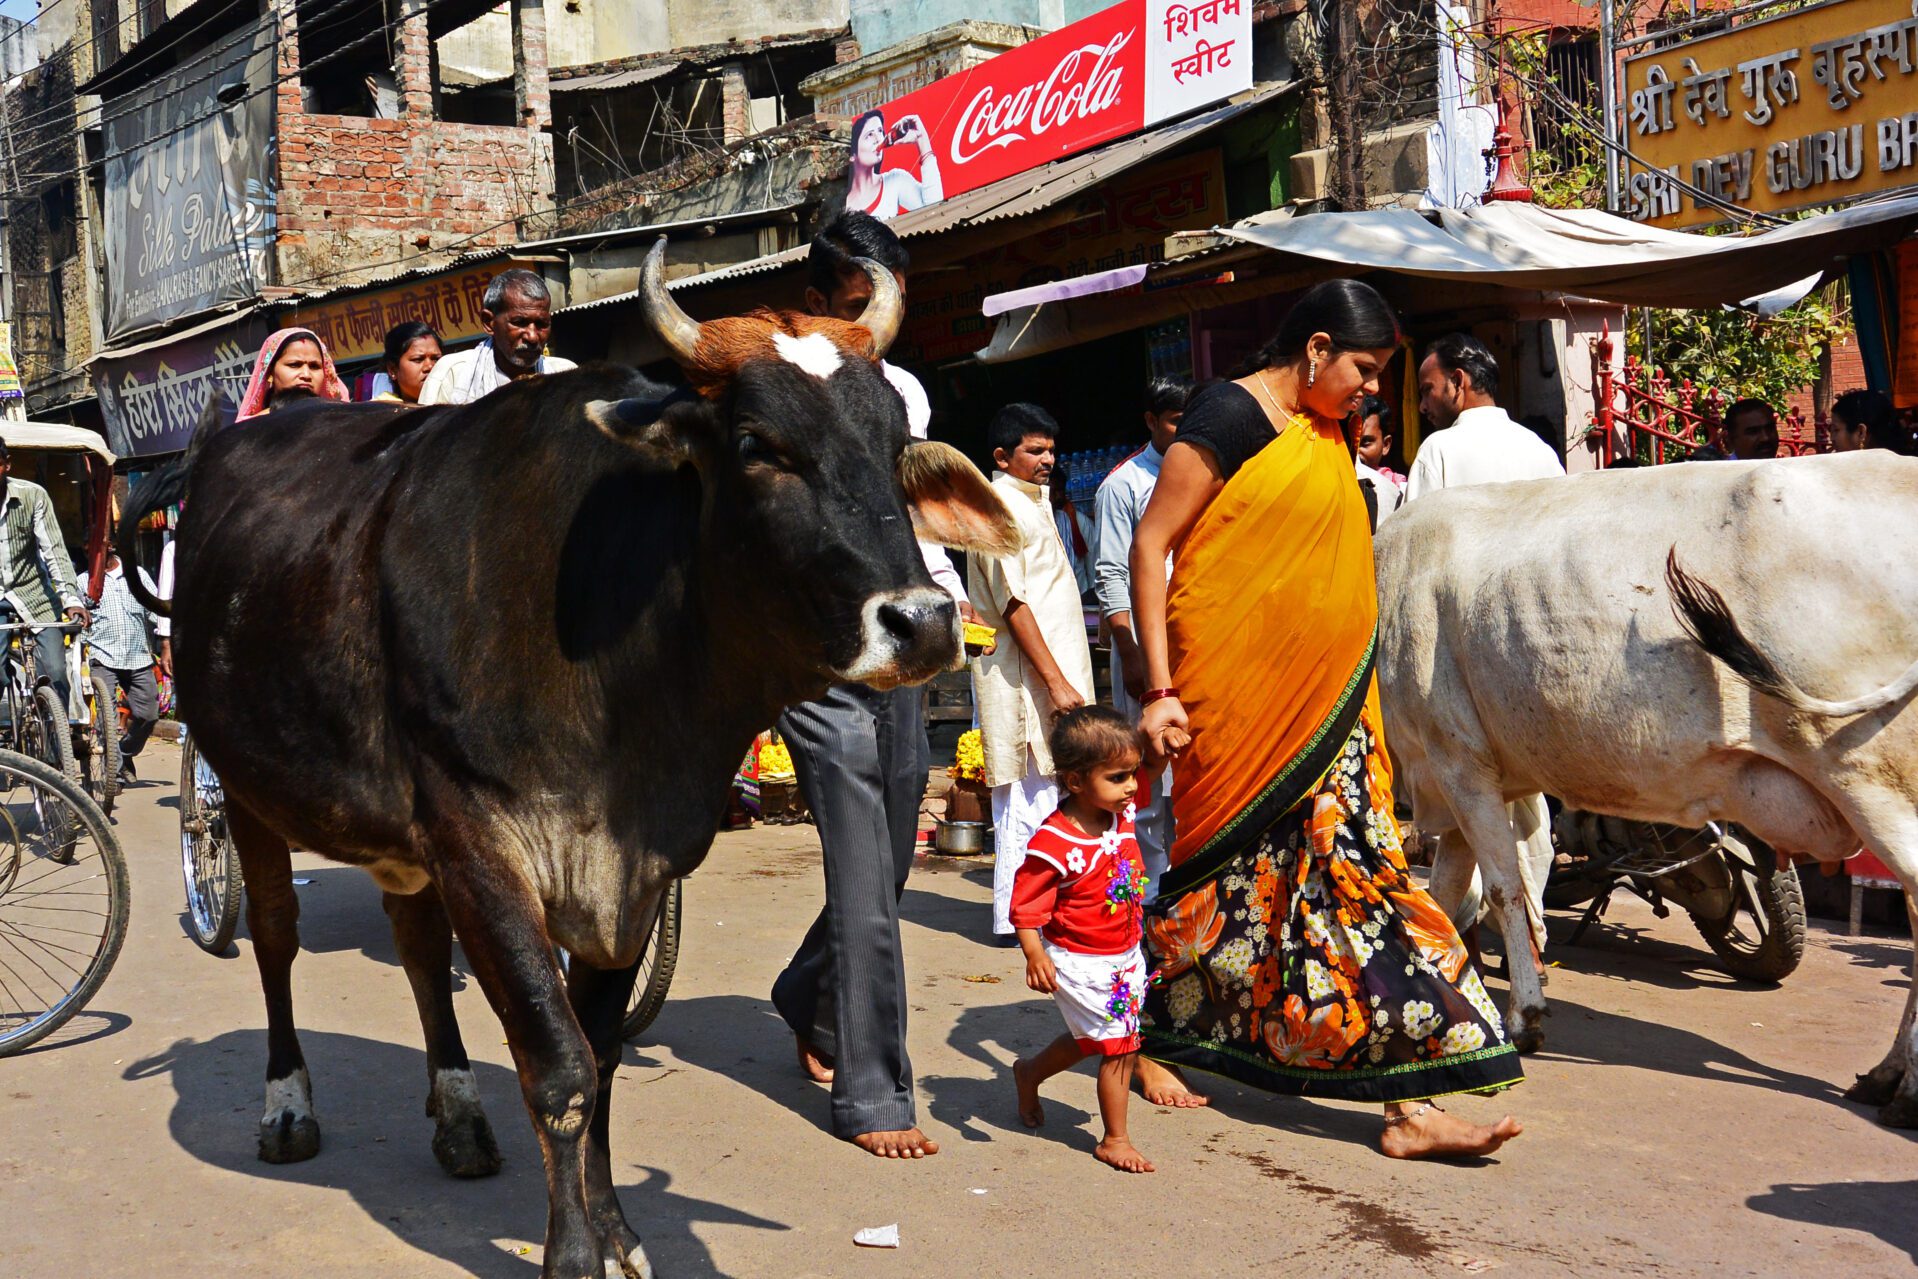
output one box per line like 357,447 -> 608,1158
279,259 -> 547,366
1622,0 -> 1918,227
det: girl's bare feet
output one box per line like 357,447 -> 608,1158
1135,1056 -> 1209,1108
1013,1056 -> 1045,1128
1095,1136 -> 1156,1173
851,1128 -> 940,1158
795,1035 -> 834,1084
1379,1102 -> 1522,1160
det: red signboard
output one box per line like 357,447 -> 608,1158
842,0 -> 1251,219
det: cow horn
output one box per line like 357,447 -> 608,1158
850,255 -> 903,356
640,237 -> 702,365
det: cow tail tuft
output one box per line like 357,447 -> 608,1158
1665,548 -> 1801,706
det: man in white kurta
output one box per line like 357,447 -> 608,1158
1407,331 -> 1564,952
968,403 -> 1095,936
419,269 -> 576,406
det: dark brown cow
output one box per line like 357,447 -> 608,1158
124,243 -> 1015,1279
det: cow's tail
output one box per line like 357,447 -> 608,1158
119,395 -> 224,617
1667,547 -> 1918,717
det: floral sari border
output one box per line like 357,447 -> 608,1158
1143,1030 -> 1523,1104
1157,629 -> 1377,902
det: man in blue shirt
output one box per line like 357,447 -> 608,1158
83,546 -> 159,781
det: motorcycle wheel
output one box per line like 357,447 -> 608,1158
1689,828 -> 1806,983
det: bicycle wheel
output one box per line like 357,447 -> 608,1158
180,732 -> 243,953
82,673 -> 121,816
622,879 -> 682,1040
22,687 -> 80,861
0,748 -> 129,1057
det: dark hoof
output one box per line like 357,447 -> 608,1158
605,1234 -> 654,1279
258,1113 -> 322,1163
433,1112 -> 504,1178
1879,1094 -> 1918,1129
1511,1023 -> 1546,1055
1846,1068 -> 1904,1107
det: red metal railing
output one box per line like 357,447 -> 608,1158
1588,322 -> 1826,465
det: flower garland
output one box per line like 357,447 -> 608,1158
951,729 -> 986,783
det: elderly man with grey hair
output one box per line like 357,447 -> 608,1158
419,267 -> 577,405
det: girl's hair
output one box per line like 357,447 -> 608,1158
1048,706 -> 1145,783
1833,387 -> 1906,452
849,109 -> 886,167
1232,278 -> 1401,378
383,320 -> 441,367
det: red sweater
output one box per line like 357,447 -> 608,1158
1008,805 -> 1149,955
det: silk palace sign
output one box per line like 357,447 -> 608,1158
1624,0 -> 1918,227
843,0 -> 1252,220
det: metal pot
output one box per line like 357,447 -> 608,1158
934,820 -> 991,856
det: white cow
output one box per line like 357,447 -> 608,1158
1376,452 -> 1918,1125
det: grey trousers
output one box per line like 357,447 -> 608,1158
773,682 -> 927,1138
94,664 -> 159,758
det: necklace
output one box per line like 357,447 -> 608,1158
1251,369 -> 1303,425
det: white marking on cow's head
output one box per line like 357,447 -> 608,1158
771,330 -> 845,380
835,586 -> 961,688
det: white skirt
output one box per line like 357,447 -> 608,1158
1044,940 -> 1145,1056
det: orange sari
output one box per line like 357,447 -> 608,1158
1159,412 -> 1379,897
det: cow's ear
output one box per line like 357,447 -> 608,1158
901,440 -> 1024,556
585,396 -> 712,463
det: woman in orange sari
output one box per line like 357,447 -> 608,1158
1129,280 -> 1523,1159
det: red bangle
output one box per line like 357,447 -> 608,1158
1140,687 -> 1180,706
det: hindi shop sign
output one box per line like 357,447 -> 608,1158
95,316 -> 268,459
843,0 -> 1250,220
102,16 -> 278,341
1623,0 -> 1918,228
279,260 -> 548,366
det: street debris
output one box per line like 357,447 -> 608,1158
853,1224 -> 900,1249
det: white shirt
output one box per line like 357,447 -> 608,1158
1404,405 -> 1565,501
418,343 -> 578,406
966,471 -> 1096,789
882,360 -> 967,606
153,539 -> 175,639
1355,458 -> 1404,531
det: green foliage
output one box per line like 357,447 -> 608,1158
1625,286 -> 1851,409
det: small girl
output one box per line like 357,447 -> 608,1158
1009,706 -> 1156,1173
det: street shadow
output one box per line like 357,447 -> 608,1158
1826,936 -> 1914,978
13,1008 -> 131,1056
124,1029 -> 786,1278
637,993 -> 836,1142
265,864 -> 477,991
923,999 -> 1094,1148
900,884 -> 997,946
1746,1180 -> 1918,1262
1541,912 -> 1747,993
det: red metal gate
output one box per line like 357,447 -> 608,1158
1588,323 -> 1827,465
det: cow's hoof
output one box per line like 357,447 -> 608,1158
1846,1067 -> 1904,1107
1511,1022 -> 1546,1055
607,1239 -> 653,1279
1878,1094 -> 1918,1129
258,1112 -> 322,1163
433,1110 -> 503,1178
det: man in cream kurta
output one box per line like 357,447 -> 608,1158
967,403 -> 1095,936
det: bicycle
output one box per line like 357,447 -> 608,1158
0,618 -> 84,856
0,747 -> 129,1056
75,650 -> 122,816
179,727 -> 244,954
621,879 -> 682,1040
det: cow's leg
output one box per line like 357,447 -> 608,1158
434,859 -> 620,1279
1444,785 -> 1550,1053
228,801 -> 320,1163
383,885 -> 503,1178
566,949 -> 650,1278
1847,894 -> 1918,1108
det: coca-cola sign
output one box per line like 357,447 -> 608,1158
842,0 -> 1251,220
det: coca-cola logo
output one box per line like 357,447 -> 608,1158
950,31 -> 1133,166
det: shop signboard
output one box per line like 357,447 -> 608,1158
279,260 -> 549,367
96,315 -> 268,459
0,323 -> 20,400
1622,0 -> 1918,228
845,0 -> 1250,220
102,15 -> 278,341
896,147 -> 1228,363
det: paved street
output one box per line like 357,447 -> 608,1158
3,739 -> 1916,1277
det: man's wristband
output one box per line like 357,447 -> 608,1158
1140,687 -> 1180,707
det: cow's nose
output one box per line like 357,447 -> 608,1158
876,593 -> 955,650
841,588 -> 959,687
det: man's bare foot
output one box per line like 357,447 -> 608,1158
796,1036 -> 834,1084
1135,1057 -> 1209,1108
1095,1136 -> 1156,1173
1013,1057 -> 1045,1128
851,1128 -> 940,1158
1379,1104 -> 1522,1160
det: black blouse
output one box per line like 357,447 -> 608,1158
1173,381 -> 1279,480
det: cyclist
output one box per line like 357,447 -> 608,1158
0,436 -> 89,710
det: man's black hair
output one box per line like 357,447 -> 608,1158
1425,332 -> 1499,396
1145,376 -> 1191,417
0,437 -> 11,462
1358,393 -> 1394,429
1724,397 -> 1775,428
808,212 -> 911,299
988,402 -> 1058,457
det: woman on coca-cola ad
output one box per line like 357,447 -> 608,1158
844,108 -> 944,220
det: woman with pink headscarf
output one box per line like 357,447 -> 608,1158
235,328 -> 350,421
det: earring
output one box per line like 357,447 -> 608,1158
1307,358 -> 1318,388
